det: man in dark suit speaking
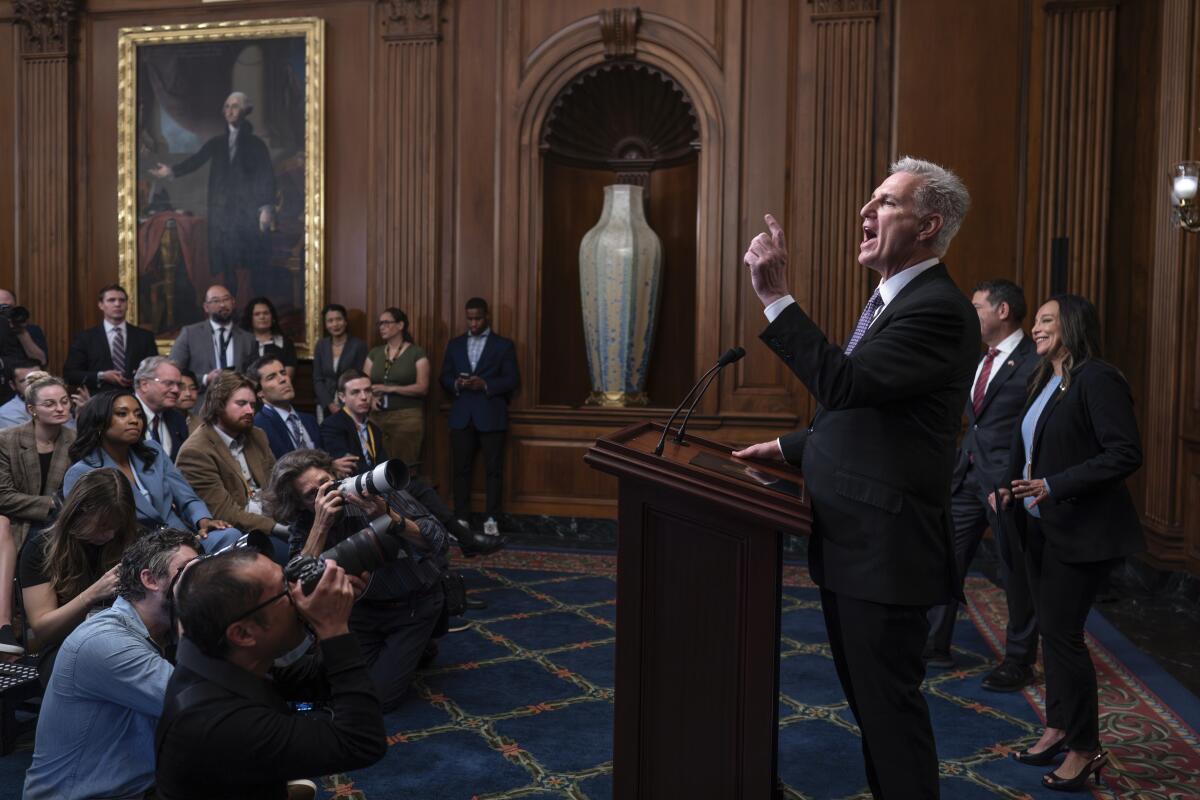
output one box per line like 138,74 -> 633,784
734,157 -> 980,798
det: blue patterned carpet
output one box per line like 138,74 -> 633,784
3,547 -> 1199,798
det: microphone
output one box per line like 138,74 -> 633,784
652,347 -> 746,456
674,347 -> 745,444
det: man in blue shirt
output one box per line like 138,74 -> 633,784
23,529 -> 200,800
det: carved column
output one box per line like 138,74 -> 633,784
377,0 -> 442,353
1142,0 -> 1193,562
807,0 -> 883,343
14,0 -> 78,367
1034,0 -> 1118,303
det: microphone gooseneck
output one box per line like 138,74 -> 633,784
674,347 -> 746,444
652,347 -> 745,456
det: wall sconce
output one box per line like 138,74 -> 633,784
1171,162 -> 1200,232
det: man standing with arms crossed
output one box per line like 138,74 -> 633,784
735,157 -> 980,798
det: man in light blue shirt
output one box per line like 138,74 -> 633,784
23,529 -> 200,800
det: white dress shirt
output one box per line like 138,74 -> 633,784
973,328 -> 1026,394
137,395 -> 172,458
210,321 -> 235,372
763,257 -> 942,325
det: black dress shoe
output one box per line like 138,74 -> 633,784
464,596 -> 487,611
982,660 -> 1035,693
456,529 -> 506,557
922,647 -> 955,669
1012,737 -> 1067,766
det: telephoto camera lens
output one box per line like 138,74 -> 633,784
284,516 -> 407,594
335,460 -> 409,498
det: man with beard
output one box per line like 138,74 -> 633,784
176,371 -> 289,563
150,91 -> 277,298
168,285 -> 256,407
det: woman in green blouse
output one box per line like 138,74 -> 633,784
362,308 -> 429,467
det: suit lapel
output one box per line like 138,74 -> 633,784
1031,378 -> 1068,463
47,429 -> 74,491
853,264 -> 947,351
976,334 -> 1035,418
205,425 -> 247,489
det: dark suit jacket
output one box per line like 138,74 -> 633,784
319,409 -> 388,466
150,407 -> 192,463
312,336 -> 369,410
952,334 -> 1039,498
763,264 -> 980,606
439,332 -> 520,432
255,405 -> 321,460
63,323 -> 158,390
1005,360 -> 1144,563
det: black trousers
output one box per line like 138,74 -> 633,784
927,469 -> 1038,662
821,588 -> 939,799
1023,516 -> 1111,752
450,425 -> 505,517
352,586 -> 444,712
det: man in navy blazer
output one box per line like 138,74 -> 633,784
439,298 -> 519,533
247,355 -> 321,460
735,159 -> 980,799
925,279 -> 1040,692
133,356 -> 191,462
64,284 -> 159,392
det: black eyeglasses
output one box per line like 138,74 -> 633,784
223,584 -> 292,631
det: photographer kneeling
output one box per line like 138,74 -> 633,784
266,449 -> 448,711
155,545 -> 386,800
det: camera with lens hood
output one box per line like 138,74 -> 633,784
284,460 -> 412,594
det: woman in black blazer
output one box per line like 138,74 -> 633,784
994,294 -> 1142,791
312,303 -> 368,419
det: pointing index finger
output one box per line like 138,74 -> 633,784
764,213 -> 786,251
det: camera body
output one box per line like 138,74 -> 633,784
284,513 -> 407,594
0,304 -> 30,328
284,461 -> 413,594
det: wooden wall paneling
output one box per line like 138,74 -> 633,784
892,0 -> 1025,295
14,0 -> 79,367
1033,0 -> 1117,303
378,0 -> 442,356
791,0 -> 886,388
0,22 -> 17,291
723,0 -> 799,418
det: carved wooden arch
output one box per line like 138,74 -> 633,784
506,12 -> 728,408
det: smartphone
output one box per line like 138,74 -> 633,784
459,372 -> 471,378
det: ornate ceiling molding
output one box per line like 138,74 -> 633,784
809,0 -> 880,21
381,0 -> 442,42
13,0 -> 80,58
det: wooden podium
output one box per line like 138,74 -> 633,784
584,422 -> 811,798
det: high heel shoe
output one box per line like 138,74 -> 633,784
1042,749 -> 1108,792
1011,737 -> 1067,766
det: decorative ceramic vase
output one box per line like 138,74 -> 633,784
578,184 -> 663,407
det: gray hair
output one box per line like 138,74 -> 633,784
117,528 -> 200,602
889,156 -> 970,255
225,91 -> 254,114
134,355 -> 178,387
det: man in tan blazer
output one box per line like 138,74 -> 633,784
176,371 -> 288,562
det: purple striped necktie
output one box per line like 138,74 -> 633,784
844,288 -> 884,355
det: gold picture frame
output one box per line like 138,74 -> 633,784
117,17 -> 325,357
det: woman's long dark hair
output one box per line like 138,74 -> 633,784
1028,293 -> 1103,399
42,467 -> 139,605
68,389 -> 157,467
241,296 -> 284,336
382,307 -> 414,344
